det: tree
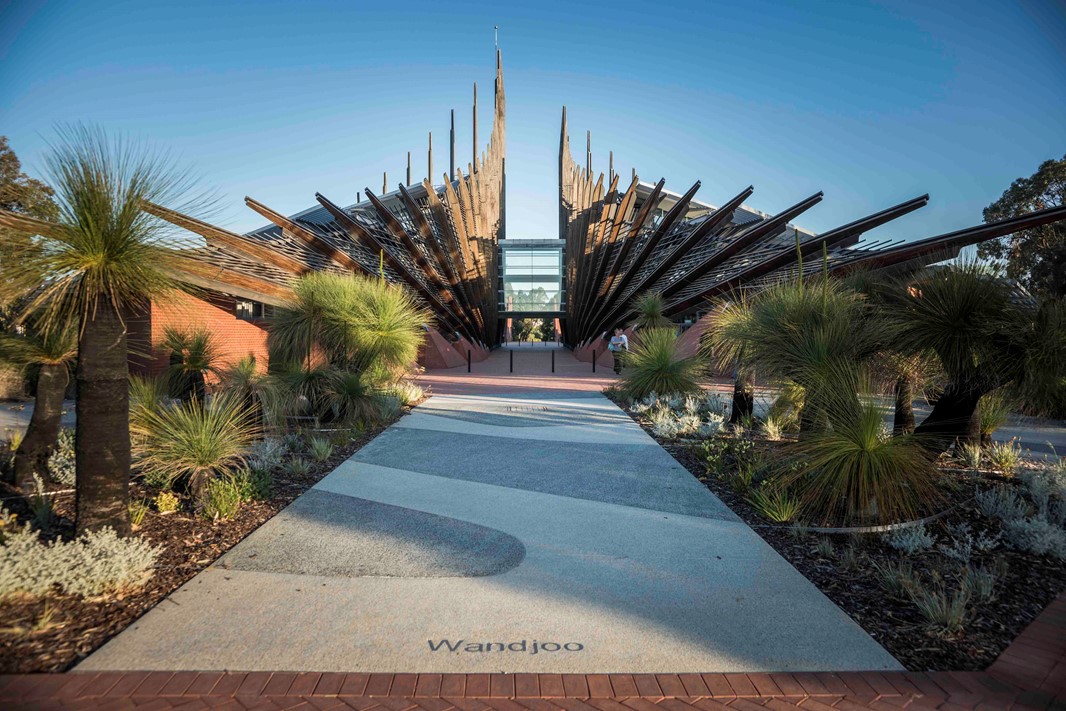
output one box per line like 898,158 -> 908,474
886,263 -> 1066,453
510,318 -> 535,342
629,291 -> 673,331
0,125 -> 204,535
978,156 -> 1066,298
0,319 -> 77,485
536,317 -> 556,343
160,326 -> 222,402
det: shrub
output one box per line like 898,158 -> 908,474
873,559 -> 915,597
693,439 -> 729,476
132,392 -> 258,493
307,436 -> 334,462
234,466 -> 273,502
761,416 -> 784,442
285,458 -> 312,477
979,389 -> 1014,440
1003,517 -> 1066,559
884,524 -> 935,554
781,398 -> 940,524
0,508 -> 159,599
200,476 -> 244,521
387,380 -> 424,407
955,442 -> 983,471
617,328 -> 706,400
746,484 -> 799,522
697,414 -> 725,439
909,580 -> 969,635
46,429 -> 76,486
962,565 -> 998,602
987,439 -> 1022,475
975,485 -> 1029,521
129,499 -> 149,528
247,438 -> 286,471
838,544 -> 859,571
153,491 -> 180,514
28,474 -> 54,529
815,537 -> 834,557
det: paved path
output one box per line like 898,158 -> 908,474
81,350 -> 899,673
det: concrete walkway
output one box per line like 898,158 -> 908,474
81,351 -> 901,673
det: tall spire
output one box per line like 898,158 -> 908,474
406,152 -> 412,186
428,132 -> 433,185
449,109 -> 456,181
472,82 -> 478,174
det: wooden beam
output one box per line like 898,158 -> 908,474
244,197 -> 366,274
142,201 -> 307,276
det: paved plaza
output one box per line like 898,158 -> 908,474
81,349 -> 900,673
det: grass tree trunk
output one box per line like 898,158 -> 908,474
13,364 -> 68,486
729,367 -> 754,424
893,375 -> 916,436
913,382 -> 985,455
75,301 -> 131,536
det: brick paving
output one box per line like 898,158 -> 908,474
3,594 -> 1063,709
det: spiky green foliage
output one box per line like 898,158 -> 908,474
268,272 -> 430,383
131,392 -> 258,493
979,389 -> 1015,440
629,291 -> 673,331
0,125 -> 211,535
885,263 -> 1066,447
0,318 -> 77,369
778,389 -> 941,525
218,355 -> 279,426
0,124 -> 203,329
706,278 -> 882,431
617,328 -> 706,400
746,484 -> 800,522
159,326 -> 222,401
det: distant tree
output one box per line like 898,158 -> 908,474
0,136 -> 59,321
978,155 -> 1066,298
511,318 -> 535,342
536,318 -> 556,343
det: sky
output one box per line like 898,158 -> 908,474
1,0 -> 1064,244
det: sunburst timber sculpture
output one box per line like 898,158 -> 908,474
5,49 -> 1066,366
559,109 -> 1066,345
143,51 -> 507,347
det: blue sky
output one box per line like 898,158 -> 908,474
1,0 -> 1063,243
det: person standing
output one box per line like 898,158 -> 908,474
607,327 -> 629,374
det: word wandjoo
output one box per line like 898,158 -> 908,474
428,639 -> 584,654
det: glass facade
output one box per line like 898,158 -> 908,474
499,239 -> 565,313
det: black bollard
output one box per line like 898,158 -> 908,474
592,349 -> 596,373
551,350 -> 555,373
510,349 -> 514,373
467,349 -> 471,373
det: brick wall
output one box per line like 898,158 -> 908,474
133,290 -> 269,379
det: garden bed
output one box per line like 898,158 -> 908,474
608,390 -> 1066,672
0,408 -> 409,673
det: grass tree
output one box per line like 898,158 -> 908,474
885,262 -> 1066,453
617,327 -> 706,400
702,292 -> 757,424
629,291 -> 674,331
160,325 -> 222,402
778,369 -> 941,524
0,125 -> 203,535
269,272 -> 429,378
131,391 -> 258,495
706,277 -> 883,435
0,318 -> 77,485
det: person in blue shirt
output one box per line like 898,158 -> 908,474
607,327 -> 629,374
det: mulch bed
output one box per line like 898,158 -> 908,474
0,409 -> 408,673
609,395 -> 1066,673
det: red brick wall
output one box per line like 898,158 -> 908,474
136,291 -> 270,380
